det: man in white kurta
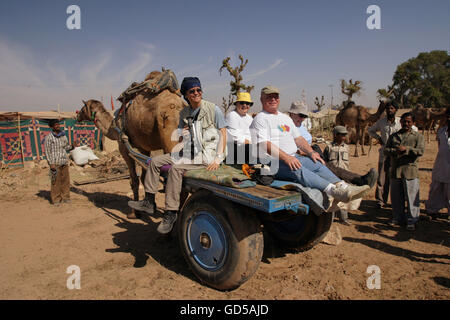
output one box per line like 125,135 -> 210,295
425,108 -> 450,219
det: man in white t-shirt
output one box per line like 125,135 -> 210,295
226,91 -> 254,164
250,86 -> 370,203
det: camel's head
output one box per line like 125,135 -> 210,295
76,99 -> 102,122
343,100 -> 355,109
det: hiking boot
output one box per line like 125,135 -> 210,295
128,192 -> 155,214
328,185 -> 351,202
340,219 -> 352,226
128,199 -> 155,214
157,211 -> 178,234
361,168 -> 378,188
329,184 -> 370,202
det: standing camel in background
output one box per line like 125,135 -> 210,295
412,104 -> 447,142
336,100 -> 387,157
76,71 -> 185,219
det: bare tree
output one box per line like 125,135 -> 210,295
377,85 -> 395,101
219,54 -> 254,114
314,95 -> 326,111
341,79 -> 363,102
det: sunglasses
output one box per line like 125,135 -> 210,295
187,88 -> 202,94
238,101 -> 252,107
298,114 -> 307,118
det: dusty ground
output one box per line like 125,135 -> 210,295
0,138 -> 449,300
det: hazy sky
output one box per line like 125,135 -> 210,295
0,0 -> 449,112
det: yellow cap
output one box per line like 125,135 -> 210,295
235,92 -> 254,106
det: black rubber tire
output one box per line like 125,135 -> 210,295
263,211 -> 333,251
178,190 -> 264,291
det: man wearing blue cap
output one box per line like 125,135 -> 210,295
128,77 -> 227,234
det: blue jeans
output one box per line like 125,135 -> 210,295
275,155 -> 341,190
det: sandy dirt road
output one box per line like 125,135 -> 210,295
0,140 -> 449,300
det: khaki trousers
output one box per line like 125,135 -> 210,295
375,157 -> 390,205
50,164 -> 70,204
144,153 -> 205,211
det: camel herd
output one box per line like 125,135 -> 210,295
336,101 -> 447,157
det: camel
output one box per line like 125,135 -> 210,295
76,71 -> 185,219
411,104 -> 447,142
336,100 -> 387,157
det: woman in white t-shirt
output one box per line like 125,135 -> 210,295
226,92 -> 254,164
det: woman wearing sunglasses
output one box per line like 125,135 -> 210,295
225,92 -> 254,164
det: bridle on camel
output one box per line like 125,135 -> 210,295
77,103 -> 97,124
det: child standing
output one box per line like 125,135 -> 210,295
323,126 -> 352,225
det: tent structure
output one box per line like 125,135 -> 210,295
0,111 -> 103,168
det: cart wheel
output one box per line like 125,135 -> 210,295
178,190 -> 263,290
263,211 -> 333,251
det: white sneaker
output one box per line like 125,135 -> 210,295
334,181 -> 349,189
328,185 -> 351,203
328,184 -> 370,203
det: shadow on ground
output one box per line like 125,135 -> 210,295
433,277 -> 450,289
351,200 -> 450,247
36,187 -> 198,283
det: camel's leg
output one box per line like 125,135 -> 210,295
119,142 -> 140,219
361,127 -> 367,156
353,126 -> 360,157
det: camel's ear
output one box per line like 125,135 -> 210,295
82,100 -> 87,105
